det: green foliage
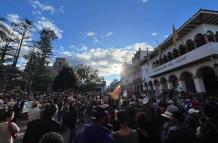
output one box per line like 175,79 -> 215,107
52,66 -> 78,92
37,28 -> 57,68
31,69 -> 54,91
74,64 -> 105,93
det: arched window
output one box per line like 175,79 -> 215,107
206,31 -> 215,42
178,44 -> 186,56
156,60 -> 159,66
215,31 -> 218,42
194,33 -> 206,48
159,58 -> 164,65
163,55 -> 168,63
186,39 -> 195,52
173,48 -> 179,59
167,52 -> 173,61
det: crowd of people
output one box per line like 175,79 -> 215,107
0,90 -> 218,143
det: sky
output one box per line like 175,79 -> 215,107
1,0 -> 218,85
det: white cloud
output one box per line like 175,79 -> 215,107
152,32 -> 158,36
58,43 -> 153,77
165,35 -> 168,38
141,0 -> 149,3
36,17 -> 63,39
29,0 -> 55,14
101,32 -> 113,38
86,32 -> 95,37
7,14 -> 21,24
69,45 -> 76,48
86,32 -> 99,44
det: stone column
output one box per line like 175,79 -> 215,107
194,77 -> 206,93
178,80 -> 187,92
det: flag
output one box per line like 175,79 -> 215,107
109,85 -> 122,100
173,25 -> 179,47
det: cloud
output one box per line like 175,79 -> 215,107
86,32 -> 99,44
164,35 -> 168,38
36,17 -> 63,39
86,32 -> 95,37
100,32 -> 113,38
152,32 -> 158,36
29,0 -> 55,14
58,43 -> 153,77
69,45 -> 76,48
7,14 -> 21,24
28,0 -> 64,15
141,0 -> 149,3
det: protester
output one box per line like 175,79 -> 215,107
0,110 -> 20,143
22,104 -> 61,143
113,110 -> 139,143
39,132 -> 64,143
77,106 -> 113,143
164,111 -> 196,143
197,101 -> 218,143
27,101 -> 40,122
136,112 -> 152,143
62,103 -> 78,143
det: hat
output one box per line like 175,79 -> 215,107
142,98 -> 149,105
91,106 -> 106,121
188,108 -> 199,114
167,100 -> 174,104
161,105 -> 179,119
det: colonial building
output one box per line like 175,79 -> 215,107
121,49 -> 149,95
121,9 -> 218,96
147,9 -> 218,94
121,62 -> 134,95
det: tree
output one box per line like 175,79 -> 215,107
74,64 -> 105,93
31,70 -> 54,91
37,28 -> 57,72
52,66 -> 78,92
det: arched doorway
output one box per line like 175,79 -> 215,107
144,82 -> 148,91
148,81 -> 153,90
180,72 -> 196,93
196,66 -> 218,92
160,77 -> 168,90
168,75 -> 178,89
153,79 -> 160,90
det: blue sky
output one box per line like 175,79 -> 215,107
1,0 -> 218,84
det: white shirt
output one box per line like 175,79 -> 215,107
0,122 -> 20,143
27,107 -> 41,122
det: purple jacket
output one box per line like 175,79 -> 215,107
77,124 -> 113,143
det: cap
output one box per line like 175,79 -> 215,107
90,106 -> 106,121
161,104 -> 179,119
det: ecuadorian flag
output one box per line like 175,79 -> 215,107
109,85 -> 122,100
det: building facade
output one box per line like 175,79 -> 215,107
121,9 -> 218,95
47,57 -> 66,76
